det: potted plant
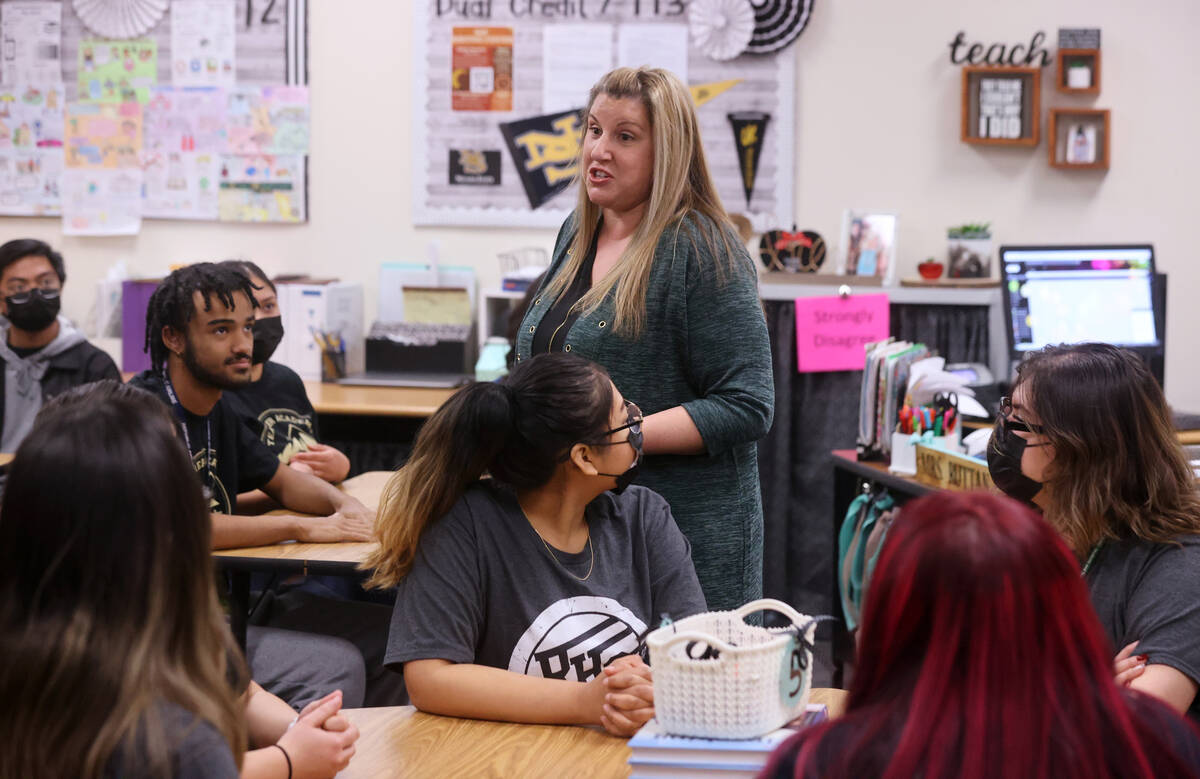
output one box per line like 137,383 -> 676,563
946,222 -> 992,278
1066,57 -> 1092,89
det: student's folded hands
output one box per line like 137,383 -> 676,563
594,654 -> 654,737
277,690 -> 360,779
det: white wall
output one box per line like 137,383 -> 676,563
10,0 -> 1200,407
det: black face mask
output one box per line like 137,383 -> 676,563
601,454 -> 642,495
4,288 -> 60,333
252,315 -> 285,365
987,418 -> 1043,504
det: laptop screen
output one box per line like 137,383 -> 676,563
1000,245 -> 1159,354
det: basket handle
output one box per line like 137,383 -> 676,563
733,598 -> 809,629
653,630 -> 736,660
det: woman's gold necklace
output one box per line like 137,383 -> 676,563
530,523 -> 594,581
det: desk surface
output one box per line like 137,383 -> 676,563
337,688 -> 849,779
303,381 -> 457,417
213,470 -> 392,570
0,453 -> 12,467
831,449 -> 935,497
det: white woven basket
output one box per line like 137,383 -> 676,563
646,598 -> 817,739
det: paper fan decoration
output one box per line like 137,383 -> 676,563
744,0 -> 816,55
73,0 -> 169,39
689,0 -> 756,61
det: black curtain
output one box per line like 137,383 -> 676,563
758,300 -> 989,614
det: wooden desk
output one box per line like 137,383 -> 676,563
337,689 -> 849,779
214,471 -> 391,649
0,453 -> 12,468
303,381 -> 458,418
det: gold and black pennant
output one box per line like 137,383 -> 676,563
499,108 -> 583,210
728,112 -> 770,208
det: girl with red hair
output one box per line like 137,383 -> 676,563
762,492 -> 1200,779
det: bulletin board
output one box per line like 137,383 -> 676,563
0,0 -> 309,232
412,2 -> 796,231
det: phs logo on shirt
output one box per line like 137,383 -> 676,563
508,597 -> 646,682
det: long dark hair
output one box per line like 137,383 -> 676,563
764,492 -> 1200,779
1014,342 -> 1200,552
0,381 -> 246,778
365,353 -> 614,587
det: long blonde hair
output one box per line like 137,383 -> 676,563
545,67 -> 742,338
0,382 -> 246,778
1017,343 -> 1200,553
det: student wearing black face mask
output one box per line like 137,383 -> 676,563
988,343 -> 1200,721
365,353 -> 706,736
0,238 -> 119,452
221,261 -> 350,486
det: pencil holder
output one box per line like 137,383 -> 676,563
646,599 -> 816,739
320,350 -> 346,381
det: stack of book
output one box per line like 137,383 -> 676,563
627,704 -> 828,778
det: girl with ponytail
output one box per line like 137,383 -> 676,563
366,353 -> 706,736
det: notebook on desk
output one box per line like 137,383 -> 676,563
336,371 -> 471,389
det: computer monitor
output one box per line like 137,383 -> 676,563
999,244 -> 1164,383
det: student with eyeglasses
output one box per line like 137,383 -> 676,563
0,238 -> 119,453
366,352 -> 707,736
987,342 -> 1200,718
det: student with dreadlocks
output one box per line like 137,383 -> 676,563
130,263 -> 405,709
130,262 -> 372,545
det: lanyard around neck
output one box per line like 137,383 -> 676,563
162,370 -> 213,499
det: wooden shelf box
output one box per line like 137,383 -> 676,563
1049,108 -> 1110,169
961,66 -> 1041,147
1056,48 -> 1101,95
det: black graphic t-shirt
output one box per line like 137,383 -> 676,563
225,361 -> 319,464
384,482 -> 707,680
129,370 -> 280,514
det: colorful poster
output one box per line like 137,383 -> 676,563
143,149 -> 219,220
143,87 -> 225,153
224,86 -> 309,155
170,0 -> 236,88
451,27 -> 513,111
0,148 -> 62,215
61,167 -> 142,235
498,108 -> 582,210
77,39 -> 157,103
218,153 -> 305,223
65,102 -> 142,169
0,2 -> 62,85
0,84 -> 65,149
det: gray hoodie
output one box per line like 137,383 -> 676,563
0,314 -> 86,451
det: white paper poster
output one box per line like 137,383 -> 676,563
542,24 -> 612,114
0,83 -> 65,149
224,86 -> 309,155
61,166 -> 142,235
143,87 -> 226,153
0,148 -> 62,215
218,153 -> 305,223
170,0 -> 236,88
617,23 -> 688,84
143,149 -> 219,220
0,2 -> 62,85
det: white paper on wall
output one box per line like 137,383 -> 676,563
0,2 -> 63,85
170,0 -> 236,87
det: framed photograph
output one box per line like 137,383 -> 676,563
838,210 -> 898,285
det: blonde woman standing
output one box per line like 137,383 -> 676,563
514,67 -> 774,611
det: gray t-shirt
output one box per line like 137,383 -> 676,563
1086,533 -> 1200,719
385,482 -> 707,681
106,702 -> 238,778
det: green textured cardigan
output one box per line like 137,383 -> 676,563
515,213 -> 775,611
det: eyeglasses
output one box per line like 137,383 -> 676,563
999,395 -> 1043,436
590,400 -> 643,451
4,286 -> 60,304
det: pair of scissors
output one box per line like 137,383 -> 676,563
933,391 -> 958,413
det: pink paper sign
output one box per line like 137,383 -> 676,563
795,294 -> 889,373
